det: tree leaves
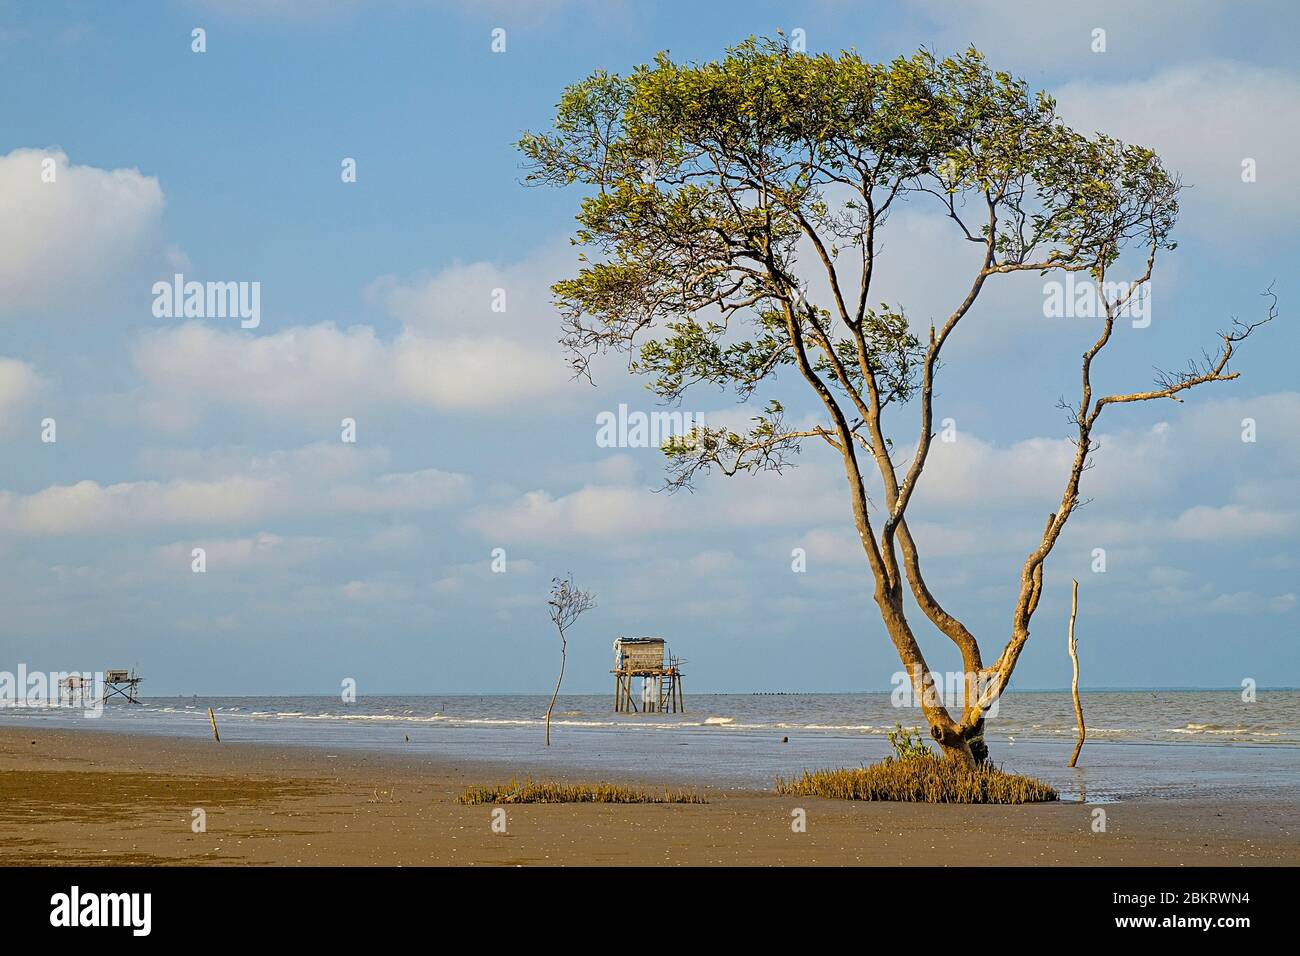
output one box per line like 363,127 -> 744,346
519,36 -> 1180,485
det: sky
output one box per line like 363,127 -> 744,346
1,0 -> 1297,696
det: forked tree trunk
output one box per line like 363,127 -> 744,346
874,590 -> 979,766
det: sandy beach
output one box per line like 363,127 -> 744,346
2,726 -> 1295,867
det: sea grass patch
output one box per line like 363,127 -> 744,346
456,779 -> 706,805
775,756 -> 1058,804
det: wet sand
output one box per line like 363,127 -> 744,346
1,726 -> 1295,866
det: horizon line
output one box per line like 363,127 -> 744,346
110,686 -> 1296,698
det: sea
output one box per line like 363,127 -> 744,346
2,690 -> 1297,803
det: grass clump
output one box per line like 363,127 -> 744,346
774,724 -> 1058,805
457,778 -> 707,805
774,760 -> 1057,804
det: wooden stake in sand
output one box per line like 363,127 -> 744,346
208,707 -> 221,743
1068,579 -> 1085,767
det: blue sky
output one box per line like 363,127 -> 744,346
1,0 -> 1297,695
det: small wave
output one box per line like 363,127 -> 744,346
1170,723 -> 1281,738
295,713 -> 449,723
804,723 -> 878,732
703,716 -> 734,725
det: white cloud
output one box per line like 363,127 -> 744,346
891,422 -> 1180,516
391,332 -> 570,410
540,451 -> 644,487
0,357 -> 41,433
371,247 -> 576,405
364,524 -> 422,553
0,148 -> 165,313
900,0 -> 1232,71
192,0 -> 626,24
332,468 -> 472,512
466,484 -> 676,542
133,322 -> 390,428
1170,504 -> 1298,542
1055,63 -> 1300,231
1208,590 -> 1260,613
134,246 -> 578,424
795,527 -> 862,565
1204,590 -> 1297,615
0,442 -> 469,535
137,441 -> 389,482
340,579 -> 417,602
466,392 -> 1300,561
466,453 -> 848,544
152,532 -> 330,571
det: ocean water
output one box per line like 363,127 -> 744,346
3,690 -> 1297,803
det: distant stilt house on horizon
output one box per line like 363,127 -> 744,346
102,668 -> 143,704
612,637 -> 684,714
57,674 -> 93,706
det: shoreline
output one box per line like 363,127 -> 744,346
5,695 -> 1297,804
2,725 -> 1296,866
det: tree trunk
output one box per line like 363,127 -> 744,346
963,719 -> 989,765
545,633 -> 566,747
931,724 -> 976,766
